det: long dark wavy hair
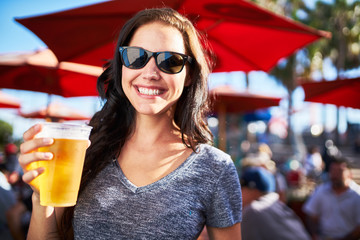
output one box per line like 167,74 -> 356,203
60,8 -> 215,239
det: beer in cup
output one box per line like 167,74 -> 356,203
34,122 -> 92,207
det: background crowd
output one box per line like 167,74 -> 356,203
2,137 -> 360,239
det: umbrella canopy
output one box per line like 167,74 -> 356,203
300,77 -> 360,109
18,102 -> 92,121
210,85 -> 282,113
0,91 -> 21,109
15,0 -> 330,73
0,49 -> 102,97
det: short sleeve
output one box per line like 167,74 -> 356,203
206,159 -> 242,227
302,187 -> 322,217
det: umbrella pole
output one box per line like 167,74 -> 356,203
245,73 -> 249,89
218,103 -> 227,152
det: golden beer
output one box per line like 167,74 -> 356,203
34,123 -> 92,207
25,161 -> 42,192
37,138 -> 88,206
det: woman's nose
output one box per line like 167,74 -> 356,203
142,57 -> 160,80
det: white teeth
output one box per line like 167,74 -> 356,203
138,87 -> 161,95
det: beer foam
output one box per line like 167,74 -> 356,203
35,122 -> 92,140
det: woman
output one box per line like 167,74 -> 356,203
19,8 -> 242,239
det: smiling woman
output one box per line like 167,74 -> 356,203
18,7 -> 242,240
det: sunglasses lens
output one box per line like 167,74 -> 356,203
120,47 -> 188,74
122,48 -> 147,69
157,52 -> 185,74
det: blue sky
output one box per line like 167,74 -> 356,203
0,0 -> 359,139
0,0 -> 108,138
0,0 -> 108,53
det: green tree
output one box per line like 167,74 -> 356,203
299,0 -> 360,75
251,0 -> 309,149
252,0 -> 360,146
293,0 -> 360,144
0,119 -> 13,150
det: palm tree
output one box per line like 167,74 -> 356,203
253,0 -> 360,146
301,0 -> 360,74
294,0 -> 360,144
251,0 -> 309,152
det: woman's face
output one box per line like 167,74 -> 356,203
121,21 -> 189,117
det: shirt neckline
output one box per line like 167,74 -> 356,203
113,145 -> 201,193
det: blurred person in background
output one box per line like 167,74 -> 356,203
0,151 -> 17,240
354,135 -> 360,154
302,157 -> 360,240
240,166 -> 310,240
1,144 -> 32,240
322,139 -> 341,175
242,143 -> 288,203
3,144 -> 22,187
304,145 -> 324,183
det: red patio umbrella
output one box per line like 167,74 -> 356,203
0,49 -> 102,97
300,77 -> 360,109
210,85 -> 282,113
210,85 -> 282,150
0,91 -> 21,109
18,102 -> 92,122
15,0 -> 330,73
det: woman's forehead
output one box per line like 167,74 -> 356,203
129,22 -> 185,53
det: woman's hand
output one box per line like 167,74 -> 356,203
19,124 -> 64,240
19,124 -> 54,192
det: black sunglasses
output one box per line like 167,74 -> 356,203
119,46 -> 192,74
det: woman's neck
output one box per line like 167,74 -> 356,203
129,112 -> 182,148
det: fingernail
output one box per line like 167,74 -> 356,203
44,152 -> 53,159
37,167 -> 45,174
43,138 -> 54,144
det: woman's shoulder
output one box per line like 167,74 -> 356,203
193,144 -> 235,173
197,143 -> 231,160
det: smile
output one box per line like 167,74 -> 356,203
137,87 -> 164,96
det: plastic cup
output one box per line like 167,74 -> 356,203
34,122 -> 92,207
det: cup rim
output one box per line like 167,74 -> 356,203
40,122 -> 93,129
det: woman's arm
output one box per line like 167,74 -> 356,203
207,223 -> 242,240
27,193 -> 64,239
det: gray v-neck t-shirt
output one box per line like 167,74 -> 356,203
73,144 -> 242,239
